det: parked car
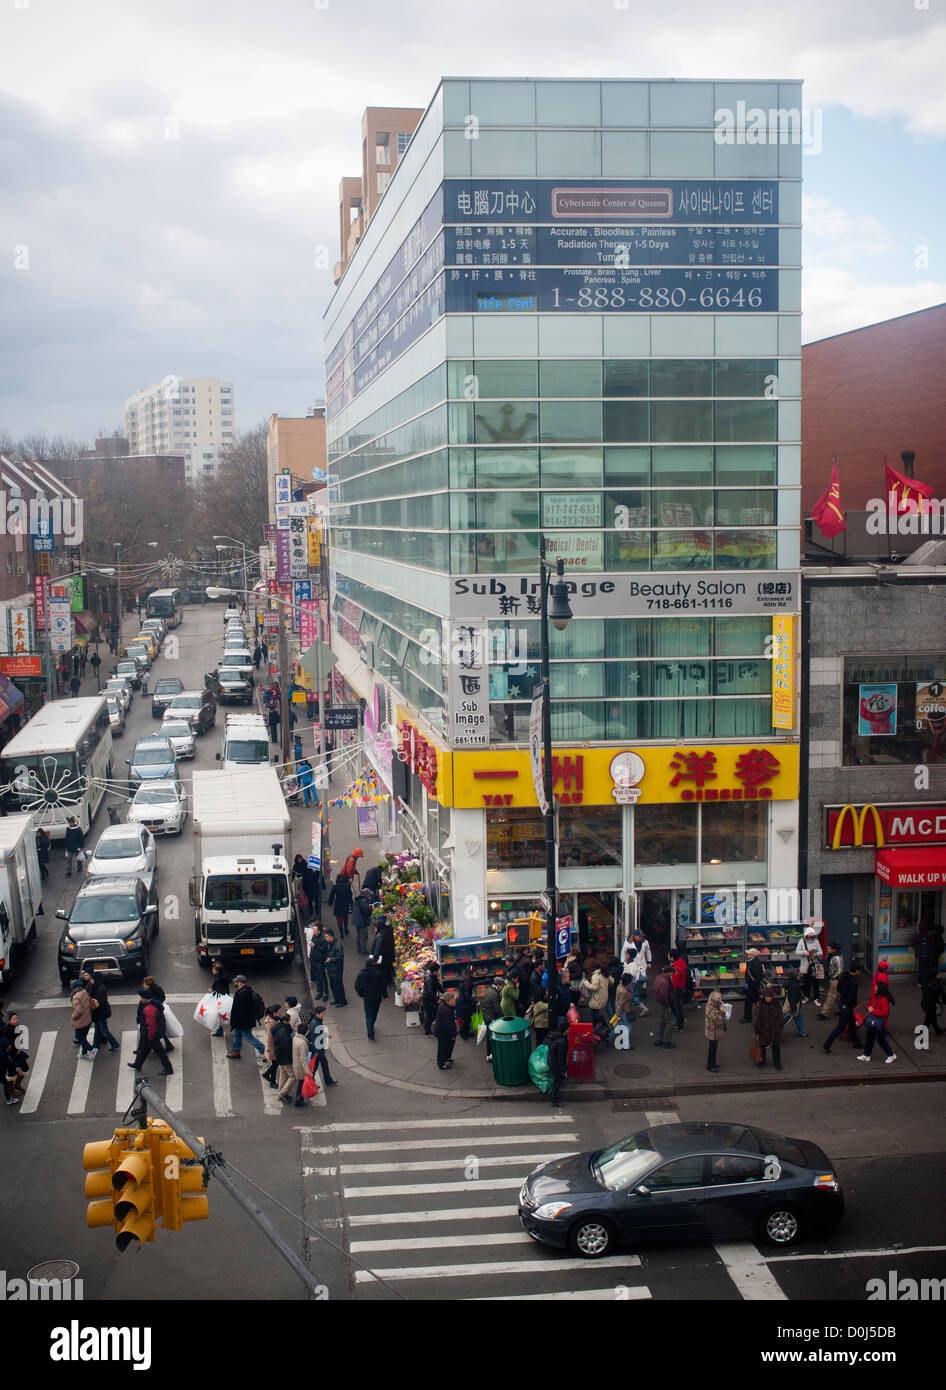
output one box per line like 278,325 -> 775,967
140,618 -> 166,646
159,716 -> 196,760
223,607 -> 242,622
105,694 -> 126,735
167,689 -> 216,734
126,779 -> 188,835
517,1123 -> 844,1258
151,676 -> 184,718
114,659 -> 142,690
57,874 -> 159,985
132,632 -> 159,660
127,736 -> 177,792
104,677 -> 133,711
217,650 -> 254,682
124,643 -> 152,673
85,823 -> 157,882
215,670 -> 254,705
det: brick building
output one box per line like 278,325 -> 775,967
802,303 -> 946,519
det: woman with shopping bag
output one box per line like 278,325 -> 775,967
142,975 -> 175,1054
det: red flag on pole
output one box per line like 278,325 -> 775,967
810,462 -> 846,538
885,462 -> 933,515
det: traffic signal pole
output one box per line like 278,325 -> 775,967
132,1080 -> 324,1298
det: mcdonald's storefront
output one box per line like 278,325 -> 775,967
824,802 -> 946,974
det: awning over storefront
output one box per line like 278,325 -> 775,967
73,611 -> 98,636
875,847 -> 946,887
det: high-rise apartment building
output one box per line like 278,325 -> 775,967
325,78 -> 803,961
334,106 -> 424,283
124,376 -> 235,484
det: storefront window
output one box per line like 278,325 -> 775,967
701,803 -> 767,868
487,896 -> 543,937
559,807 -> 621,867
635,804 -> 698,867
486,808 -> 545,869
842,655 -> 946,765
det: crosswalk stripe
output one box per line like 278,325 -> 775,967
165,1040 -> 183,1111
67,1046 -> 96,1114
19,1031 -> 56,1114
353,1255 -> 641,1282
211,1033 -> 233,1117
351,1232 -> 546,1253
115,1032 -> 138,1113
255,1030 -> 281,1115
643,1110 -> 679,1127
347,1207 -> 518,1227
470,1286 -> 652,1301
311,1151 -> 571,1177
714,1241 -> 787,1301
302,1116 -> 574,1134
35,994 -> 203,1010
304,1133 -> 579,1155
344,1178 -> 525,1198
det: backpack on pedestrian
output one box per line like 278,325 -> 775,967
251,990 -> 265,1025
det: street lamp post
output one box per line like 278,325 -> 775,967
538,537 -> 573,1027
213,536 -> 248,613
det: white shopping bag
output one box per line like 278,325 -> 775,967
194,992 -> 221,1031
722,1002 -> 733,1022
214,993 -> 234,1026
163,1003 -> 184,1039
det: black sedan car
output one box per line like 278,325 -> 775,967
518,1122 -> 843,1258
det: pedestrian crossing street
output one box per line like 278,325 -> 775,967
301,1112 -> 653,1300
13,1014 -> 327,1118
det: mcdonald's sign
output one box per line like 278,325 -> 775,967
828,804 -> 886,850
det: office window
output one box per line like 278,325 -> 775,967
397,131 -> 411,156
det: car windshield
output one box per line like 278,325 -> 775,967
204,874 -> 289,911
70,893 -> 140,924
94,835 -> 142,860
107,699 -> 119,711
162,723 -> 191,739
227,739 -> 269,763
170,697 -> 199,710
134,787 -> 177,805
594,1133 -> 660,1191
134,747 -> 173,765
155,680 -> 182,695
222,654 -> 249,665
117,664 -> 137,674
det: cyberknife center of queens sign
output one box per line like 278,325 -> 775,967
450,572 -> 798,621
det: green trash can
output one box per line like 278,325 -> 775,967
490,1016 -> 533,1086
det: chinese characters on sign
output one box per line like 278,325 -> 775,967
33,577 -> 49,633
397,718 -> 439,797
8,606 -> 32,657
299,599 -> 319,650
668,747 -> 782,801
771,615 -> 795,729
445,622 -> 489,749
451,572 -> 798,620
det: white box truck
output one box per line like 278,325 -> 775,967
216,713 -> 271,772
189,766 -> 294,968
0,813 -> 44,982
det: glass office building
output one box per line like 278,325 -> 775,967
324,79 -> 803,958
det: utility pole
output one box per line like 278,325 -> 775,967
278,592 -> 290,769
114,545 -> 123,658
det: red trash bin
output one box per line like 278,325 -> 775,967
567,1022 -> 596,1081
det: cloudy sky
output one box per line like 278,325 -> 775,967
1,0 -> 944,441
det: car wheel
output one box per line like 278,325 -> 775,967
760,1206 -> 804,1246
567,1216 -> 616,1259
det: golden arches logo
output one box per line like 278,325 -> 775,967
830,804 -> 885,850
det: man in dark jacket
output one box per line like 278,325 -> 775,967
324,929 -> 347,1006
354,955 -> 387,1040
352,891 -> 374,954
514,949 -> 533,1013
370,916 -> 396,986
309,922 -> 330,1001
129,990 -> 173,1074
824,962 -> 864,1052
480,975 -> 502,1061
226,976 -> 266,1059
652,966 -> 677,1048
920,972 -> 946,1037
529,953 -> 546,1000
546,1028 -> 567,1108
64,816 -> 84,877
421,963 -> 443,1037
271,1015 -> 295,1102
362,863 -> 383,895
742,948 -> 765,1022
81,971 -> 120,1052
209,960 -> 231,1038
432,990 -> 458,1070
306,1003 -> 337,1087
328,873 -> 353,937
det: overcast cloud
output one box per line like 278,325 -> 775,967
1,0 -> 944,439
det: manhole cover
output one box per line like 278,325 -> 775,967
612,1064 -> 651,1079
28,1260 -> 80,1283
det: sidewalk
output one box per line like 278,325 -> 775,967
303,806 -> 946,1101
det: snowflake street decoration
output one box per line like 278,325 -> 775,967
160,552 -> 183,582
5,757 -> 87,824
55,553 -> 75,574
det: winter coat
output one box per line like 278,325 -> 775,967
921,977 -> 946,1012
704,990 -> 726,1041
670,958 -> 687,991
370,924 -> 395,969
480,984 -> 501,1025
85,979 -> 112,1021
625,937 -> 651,974
263,1015 -> 280,1061
309,932 -> 329,969
432,999 -> 457,1040
35,832 -> 50,866
138,999 -> 166,1044
826,952 -> 842,980
585,969 -> 609,1012
753,998 -> 784,1047
745,955 -> 765,997
615,982 -> 635,1017
362,864 -> 383,894
867,995 -> 890,1027
546,1029 -> 567,1076
64,824 -> 84,853
355,962 -> 387,1006
352,895 -> 374,932
328,876 -> 353,916
530,966 -> 546,998
793,931 -> 824,975
837,971 -> 860,1009
272,1021 -> 293,1066
210,968 -> 232,997
70,988 -> 93,1030
530,998 -> 549,1030
500,979 -> 519,1018
652,972 -> 673,1008
291,1033 -> 309,1081
325,940 -> 345,976
784,976 -> 804,1014
230,985 -> 263,1031
455,979 -> 475,1019
421,969 -> 442,1015
514,953 -> 534,999
297,762 -> 314,790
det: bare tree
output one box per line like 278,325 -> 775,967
193,421 -> 269,548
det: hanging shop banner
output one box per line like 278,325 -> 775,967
451,570 -> 798,620
444,622 -> 489,750
7,606 -> 32,657
529,682 -> 549,816
299,599 -> 319,649
771,614 -> 795,730
274,475 -> 292,506
308,519 -> 321,566
0,655 -> 41,678
289,516 -> 308,578
308,820 -> 322,872
33,576 -> 49,632
48,597 -> 72,653
276,531 -> 292,584
293,580 -> 312,633
858,683 -> 898,737
325,707 -> 359,731
70,574 -> 84,613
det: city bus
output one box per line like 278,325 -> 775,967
145,587 -> 184,627
0,698 -> 113,837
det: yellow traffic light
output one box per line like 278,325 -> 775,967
83,1137 -> 121,1232
156,1130 -> 209,1231
112,1137 -> 156,1250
